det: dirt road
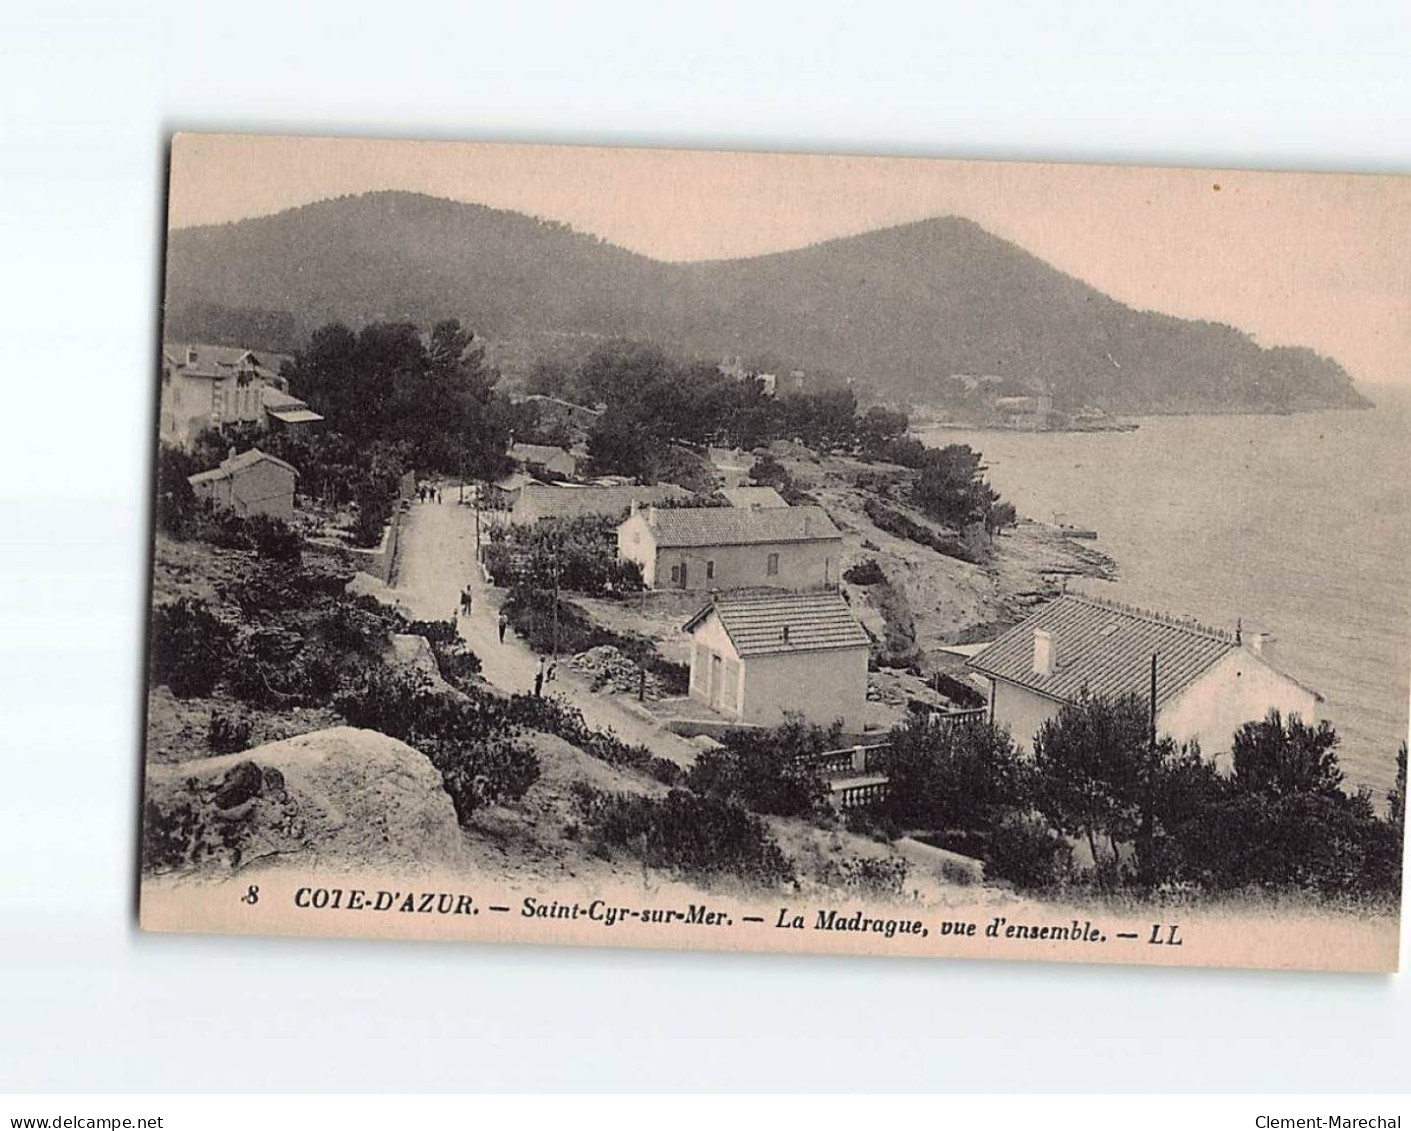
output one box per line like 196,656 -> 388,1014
393,492 -> 700,767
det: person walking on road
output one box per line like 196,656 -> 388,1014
534,656 -> 545,697
497,612 -> 508,644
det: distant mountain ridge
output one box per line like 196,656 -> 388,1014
164,191 -> 1368,413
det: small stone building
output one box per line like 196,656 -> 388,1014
683,590 -> 870,728
188,449 -> 297,522
617,503 -> 843,591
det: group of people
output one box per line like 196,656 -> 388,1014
451,583 -> 510,645
417,483 -> 443,504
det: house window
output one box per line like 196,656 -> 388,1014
670,564 -> 681,583
766,552 -> 779,577
706,560 -> 715,580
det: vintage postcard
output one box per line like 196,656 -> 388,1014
140,133 -> 1408,972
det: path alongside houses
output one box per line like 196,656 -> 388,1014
392,489 -> 702,767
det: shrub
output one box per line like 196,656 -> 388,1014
334,670 -> 539,823
501,586 -> 686,694
817,854 -> 910,897
506,693 -> 680,785
878,712 -> 1028,835
685,717 -> 833,817
154,445 -> 200,537
575,787 -> 795,885
208,710 -> 253,754
243,514 -> 302,563
985,813 -> 1075,892
142,798 -> 200,873
150,598 -> 234,698
842,558 -> 886,586
315,603 -> 391,657
432,638 -> 483,686
227,628 -> 339,708
863,498 -> 976,562
483,516 -> 645,596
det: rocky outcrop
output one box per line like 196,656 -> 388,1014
141,726 -> 467,876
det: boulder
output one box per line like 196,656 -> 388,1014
345,570 -> 411,613
388,633 -> 453,693
142,725 -> 468,876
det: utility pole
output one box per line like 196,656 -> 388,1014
1138,652 -> 1158,890
551,534 -> 561,661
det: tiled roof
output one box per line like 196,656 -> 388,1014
720,486 -> 788,509
968,594 -> 1237,708
267,408 -> 324,424
189,448 -> 297,484
164,342 -> 290,380
517,483 -> 689,520
644,504 -> 840,548
685,590 -> 871,657
511,443 -> 573,465
261,386 -> 308,410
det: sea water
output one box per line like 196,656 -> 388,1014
919,393 -> 1411,797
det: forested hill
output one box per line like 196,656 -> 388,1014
164,191 -> 1368,413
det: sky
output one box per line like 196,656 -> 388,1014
169,133 -> 1411,389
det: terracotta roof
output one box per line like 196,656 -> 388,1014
685,590 -> 870,657
643,504 -> 839,548
720,486 -> 788,509
969,594 -> 1241,708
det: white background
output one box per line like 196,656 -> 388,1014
2,0 -> 1409,1094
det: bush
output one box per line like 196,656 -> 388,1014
150,598 -> 234,698
501,586 -> 687,694
483,516 -> 645,596
506,693 -> 680,785
243,514 -> 302,563
842,559 -> 886,586
684,717 -> 833,817
154,445 -> 200,537
208,710 -> 253,754
817,854 -> 910,897
985,813 -> 1075,892
228,629 -> 339,708
432,638 -> 483,686
878,712 -> 1028,835
334,670 -> 539,823
574,787 -> 795,885
863,498 -> 976,562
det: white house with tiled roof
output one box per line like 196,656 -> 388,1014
683,590 -> 871,727
618,503 -> 843,591
159,343 -> 320,448
968,593 -> 1322,766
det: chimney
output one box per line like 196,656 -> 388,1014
646,505 -> 658,527
803,513 -> 813,536
1032,629 -> 1054,678
782,624 -> 791,644
1246,632 -> 1276,664
227,445 -> 237,463
629,500 -> 641,517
